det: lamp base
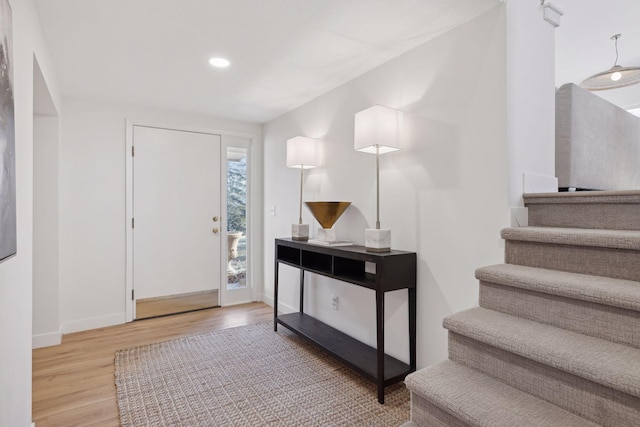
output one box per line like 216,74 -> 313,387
307,228 -> 353,246
316,227 -> 336,242
365,229 -> 391,252
292,224 -> 309,241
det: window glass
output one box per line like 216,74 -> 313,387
227,148 -> 247,289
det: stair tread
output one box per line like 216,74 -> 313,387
476,264 -> 640,312
501,226 -> 640,250
524,190 -> 640,204
444,307 -> 640,398
405,360 -> 598,427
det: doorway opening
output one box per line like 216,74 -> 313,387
125,124 -> 256,321
129,125 -> 222,320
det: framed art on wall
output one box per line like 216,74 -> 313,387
0,0 -> 16,262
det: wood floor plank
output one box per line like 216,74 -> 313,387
32,302 -> 272,426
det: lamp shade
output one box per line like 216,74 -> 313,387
286,137 -> 321,169
581,34 -> 640,91
581,65 -> 640,91
354,105 -> 402,154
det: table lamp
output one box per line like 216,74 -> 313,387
286,136 -> 321,241
354,105 -> 402,252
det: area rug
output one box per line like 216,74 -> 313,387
115,321 -> 410,426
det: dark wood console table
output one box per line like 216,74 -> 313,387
273,238 -> 417,404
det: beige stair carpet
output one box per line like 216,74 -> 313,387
404,191 -> 640,426
115,321 -> 409,426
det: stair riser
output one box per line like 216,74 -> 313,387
479,282 -> 640,348
448,332 -> 640,427
527,204 -> 640,230
505,241 -> 640,281
409,393 -> 469,427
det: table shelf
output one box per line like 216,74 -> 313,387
277,312 -> 412,383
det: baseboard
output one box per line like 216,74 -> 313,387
32,330 -> 62,349
262,293 -> 274,307
510,207 -> 529,227
261,293 -> 296,314
61,312 -> 126,334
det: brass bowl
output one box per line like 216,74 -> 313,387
304,202 -> 351,229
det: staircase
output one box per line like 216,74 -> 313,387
403,190 -> 640,427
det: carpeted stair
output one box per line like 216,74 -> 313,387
404,191 -> 640,426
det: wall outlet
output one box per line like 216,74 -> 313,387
331,295 -> 339,310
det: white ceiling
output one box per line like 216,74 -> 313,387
35,0 -> 500,124
554,0 -> 640,109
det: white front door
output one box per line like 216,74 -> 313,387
132,126 -> 221,317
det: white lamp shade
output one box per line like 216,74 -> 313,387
286,136 -> 321,169
354,105 -> 403,154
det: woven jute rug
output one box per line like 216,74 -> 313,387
115,321 -> 410,426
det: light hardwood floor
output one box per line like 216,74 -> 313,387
32,302 -> 272,427
135,289 -> 219,319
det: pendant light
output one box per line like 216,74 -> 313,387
581,34 -> 640,91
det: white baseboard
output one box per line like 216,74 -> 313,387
510,207 -> 529,227
61,312 -> 126,334
261,293 -> 296,314
262,293 -> 274,307
32,330 -> 62,349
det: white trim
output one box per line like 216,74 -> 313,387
219,140 -> 229,306
510,207 -> 529,227
261,293 -> 296,314
125,119 -> 134,322
125,119 -> 257,141
61,312 -> 125,334
248,133 -> 262,303
262,293 -> 274,307
32,330 -> 62,349
125,119 -> 258,320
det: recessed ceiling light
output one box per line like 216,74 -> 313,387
209,57 -> 230,68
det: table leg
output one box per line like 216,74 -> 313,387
409,287 -> 416,371
274,259 -> 279,331
299,269 -> 305,313
376,288 -> 385,404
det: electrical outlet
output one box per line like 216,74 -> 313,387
331,295 -> 339,310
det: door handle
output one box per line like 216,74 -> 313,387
212,216 -> 219,222
212,227 -> 219,234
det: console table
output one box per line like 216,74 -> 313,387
273,238 -> 417,404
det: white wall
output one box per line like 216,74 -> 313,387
33,54 -> 61,348
58,97 -> 261,333
263,6 -> 509,368
33,115 -> 61,347
0,0 -> 61,424
506,0 -> 557,207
